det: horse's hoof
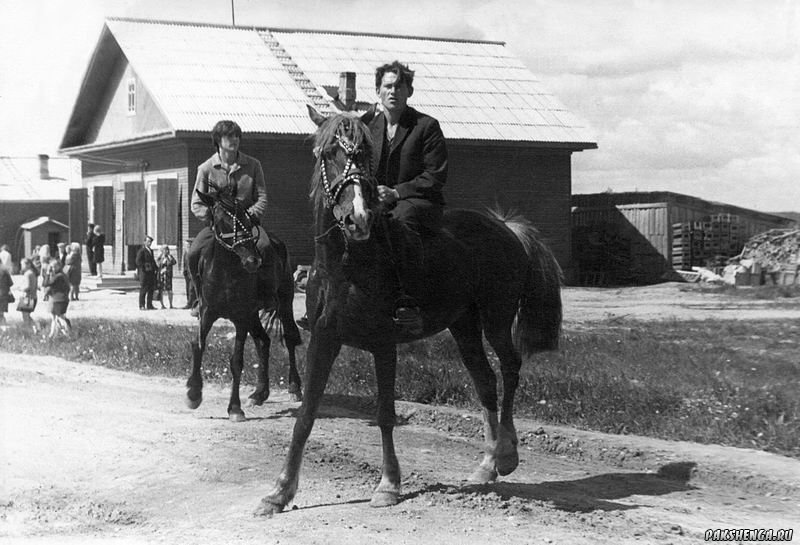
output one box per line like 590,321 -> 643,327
185,394 -> 202,410
496,450 -> 519,476
369,491 -> 399,508
254,498 -> 285,517
229,411 -> 246,423
247,396 -> 266,407
468,465 -> 498,484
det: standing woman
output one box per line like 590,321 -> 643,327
17,258 -> 38,332
65,242 -> 82,300
0,262 -> 12,326
156,245 -> 177,309
92,225 -> 106,280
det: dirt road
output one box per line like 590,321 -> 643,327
2,352 -> 798,544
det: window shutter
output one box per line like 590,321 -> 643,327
156,178 -> 179,245
69,188 -> 88,244
124,181 -> 146,245
93,186 -> 114,247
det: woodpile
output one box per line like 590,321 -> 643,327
738,229 -> 800,271
672,214 -> 742,270
722,229 -> 800,286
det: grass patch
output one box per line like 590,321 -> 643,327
682,283 -> 800,300
1,316 -> 798,458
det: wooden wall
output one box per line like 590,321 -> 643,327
448,144 -> 574,275
73,137 -> 576,277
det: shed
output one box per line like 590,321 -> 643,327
58,17 -> 597,278
19,217 -> 70,259
0,155 -> 80,266
571,192 -> 794,285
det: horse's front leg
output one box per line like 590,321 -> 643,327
247,313 -> 272,406
227,322 -> 248,422
185,311 -> 216,409
255,327 -> 341,516
370,343 -> 401,507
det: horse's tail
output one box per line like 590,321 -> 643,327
489,209 -> 563,356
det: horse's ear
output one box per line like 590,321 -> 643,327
195,189 -> 215,208
360,103 -> 377,125
307,104 -> 327,127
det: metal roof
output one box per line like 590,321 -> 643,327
77,18 -> 596,147
0,157 -> 78,201
105,18 -> 316,135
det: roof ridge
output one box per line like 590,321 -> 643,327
105,16 -> 505,45
258,30 -> 333,114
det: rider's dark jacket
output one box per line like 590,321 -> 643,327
368,106 -> 448,206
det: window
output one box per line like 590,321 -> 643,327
127,78 -> 136,115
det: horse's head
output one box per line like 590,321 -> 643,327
308,105 -> 377,242
196,182 -> 262,273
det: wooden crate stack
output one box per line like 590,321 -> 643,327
672,214 -> 742,270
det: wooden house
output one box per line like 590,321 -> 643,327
571,191 -> 794,285
59,17 -> 597,277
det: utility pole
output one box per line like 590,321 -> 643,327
230,0 -> 236,26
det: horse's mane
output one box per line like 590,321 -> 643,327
310,112 -> 374,226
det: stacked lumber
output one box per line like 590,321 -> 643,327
672,214 -> 743,270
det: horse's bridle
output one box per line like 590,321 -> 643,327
318,124 -> 370,234
213,200 -> 259,252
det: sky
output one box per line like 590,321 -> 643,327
0,0 -> 798,213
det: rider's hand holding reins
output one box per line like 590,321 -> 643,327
377,185 -> 400,204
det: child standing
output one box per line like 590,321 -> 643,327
42,260 -> 71,338
17,258 -> 38,332
65,242 -> 82,300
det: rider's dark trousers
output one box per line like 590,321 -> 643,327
386,198 -> 442,302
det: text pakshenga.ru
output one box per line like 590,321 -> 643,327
705,528 -> 793,542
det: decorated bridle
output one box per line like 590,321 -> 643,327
206,180 -> 259,252
316,121 -> 371,242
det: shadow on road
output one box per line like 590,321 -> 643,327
403,462 -> 697,513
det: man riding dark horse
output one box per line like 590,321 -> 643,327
186,120 -> 271,312
298,60 -> 447,334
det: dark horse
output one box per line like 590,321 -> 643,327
185,181 -> 302,422
257,108 -> 562,514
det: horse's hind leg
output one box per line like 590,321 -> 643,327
279,281 -> 303,402
247,313 -> 272,406
448,309 -> 500,483
227,322 -> 248,422
484,324 -> 522,476
186,313 -> 215,409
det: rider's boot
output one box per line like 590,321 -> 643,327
393,231 -> 424,335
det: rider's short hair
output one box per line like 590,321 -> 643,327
211,120 -> 243,150
375,61 -> 415,93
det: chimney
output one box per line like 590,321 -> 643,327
38,154 -> 50,180
338,72 -> 356,111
